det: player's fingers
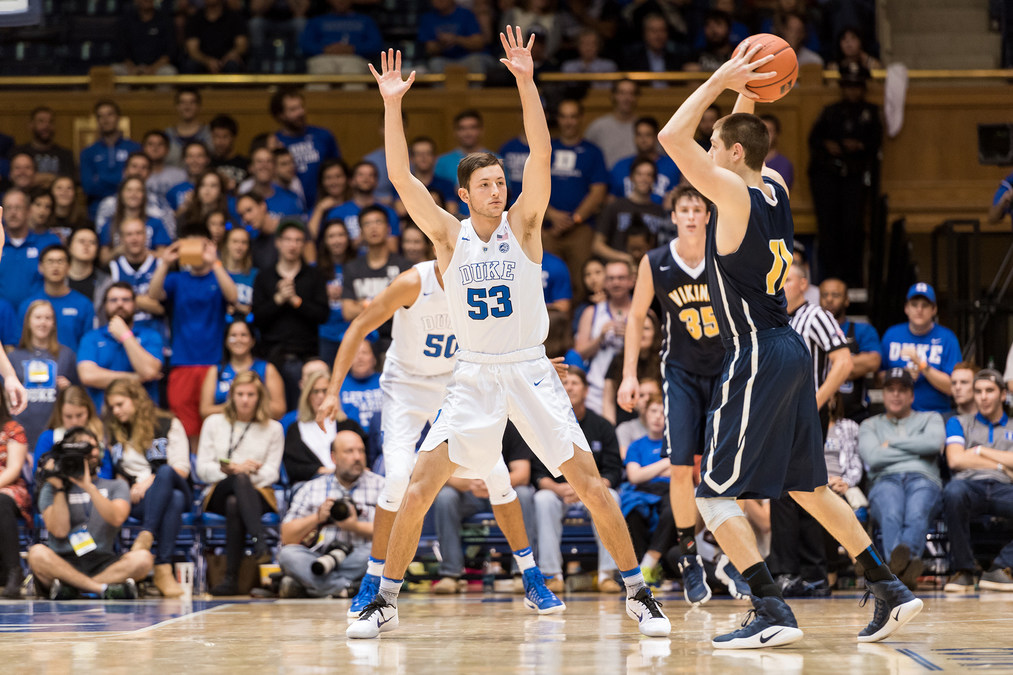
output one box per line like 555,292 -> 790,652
407,70 -> 416,86
368,63 -> 379,80
395,49 -> 402,73
526,33 -> 535,50
515,25 -> 523,47
500,31 -> 510,54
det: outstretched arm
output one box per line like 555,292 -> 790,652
658,40 -> 775,254
502,27 -> 551,238
370,50 -> 460,252
316,268 -> 421,429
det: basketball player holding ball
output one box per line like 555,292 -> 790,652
657,38 -> 922,649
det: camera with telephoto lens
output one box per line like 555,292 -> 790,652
310,541 -> 353,575
329,498 -> 360,523
38,439 -> 94,481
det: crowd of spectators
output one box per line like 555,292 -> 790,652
0,3 -> 1012,602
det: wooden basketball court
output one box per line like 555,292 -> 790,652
2,590 -> 1012,673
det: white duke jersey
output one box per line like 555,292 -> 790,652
109,254 -> 157,324
384,260 -> 457,377
444,215 -> 549,355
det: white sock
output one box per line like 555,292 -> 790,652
640,552 -> 660,569
512,547 -> 535,572
378,576 -> 402,607
367,557 -> 385,577
620,567 -> 647,595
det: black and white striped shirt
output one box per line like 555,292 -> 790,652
788,301 -> 849,391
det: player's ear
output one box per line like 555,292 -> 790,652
458,186 -> 470,205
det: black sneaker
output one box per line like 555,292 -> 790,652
857,577 -> 923,642
102,579 -> 138,600
2,566 -> 24,599
278,575 -> 308,598
49,579 -> 81,601
712,596 -> 804,649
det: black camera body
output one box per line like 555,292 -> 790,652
329,498 -> 360,523
38,439 -> 94,482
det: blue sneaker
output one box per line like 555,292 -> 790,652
678,554 -> 712,606
715,554 -> 750,600
712,596 -> 804,649
857,577 -> 923,643
522,568 -> 565,615
347,573 -> 381,618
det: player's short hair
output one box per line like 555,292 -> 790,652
714,113 -> 769,171
457,152 -> 503,192
210,114 -> 238,136
669,184 -> 713,212
629,156 -> 657,179
454,109 -> 482,126
359,204 -> 389,227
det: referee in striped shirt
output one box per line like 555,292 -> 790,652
768,264 -> 854,597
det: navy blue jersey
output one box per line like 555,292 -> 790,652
705,177 -> 793,338
647,241 -> 724,376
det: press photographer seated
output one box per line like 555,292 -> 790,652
27,428 -> 153,599
277,430 -> 383,598
196,371 -> 284,596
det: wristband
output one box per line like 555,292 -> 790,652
214,260 -> 223,269
918,360 -> 929,373
121,330 -> 135,343
999,463 -> 1005,472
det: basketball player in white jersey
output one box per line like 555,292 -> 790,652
347,29 -> 669,639
317,258 -> 565,617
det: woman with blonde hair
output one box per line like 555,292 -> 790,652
104,378 -> 190,598
196,370 -> 284,595
283,369 -> 361,485
7,299 -> 78,450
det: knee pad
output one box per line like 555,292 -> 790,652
484,467 -> 517,506
695,496 -> 744,532
378,468 -> 411,511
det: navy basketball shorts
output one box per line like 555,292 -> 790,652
696,326 -> 828,500
663,362 -> 719,466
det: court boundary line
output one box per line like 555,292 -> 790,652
125,603 -> 232,635
897,648 -> 944,671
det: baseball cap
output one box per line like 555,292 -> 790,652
839,62 -> 870,87
906,282 -> 936,304
883,367 -> 914,389
276,218 -> 306,237
974,368 -> 1006,390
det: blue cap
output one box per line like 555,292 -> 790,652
906,282 -> 936,304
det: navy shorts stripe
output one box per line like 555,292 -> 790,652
697,327 -> 828,499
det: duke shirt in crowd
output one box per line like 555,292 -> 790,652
880,322 -> 960,413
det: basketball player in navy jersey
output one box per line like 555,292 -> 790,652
657,41 -> 921,649
618,185 -> 748,605
316,258 -> 564,618
347,29 -> 669,639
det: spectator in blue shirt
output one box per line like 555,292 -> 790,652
0,188 -> 61,308
434,110 -> 489,217
339,341 -> 382,434
300,0 -> 382,80
271,88 -> 340,208
239,147 -> 306,222
325,162 -> 400,243
541,250 -> 572,315
419,0 -> 491,74
166,141 -> 212,212
98,177 -> 173,265
987,169 -> 1013,226
94,152 -> 177,241
499,132 -> 529,207
820,277 -> 882,423
608,117 -> 681,206
79,100 -> 142,218
77,282 -> 164,411
148,232 -> 238,449
18,245 -> 95,352
544,99 -> 609,299
880,283 -> 960,414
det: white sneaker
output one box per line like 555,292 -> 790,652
626,587 -> 671,637
346,597 -> 399,639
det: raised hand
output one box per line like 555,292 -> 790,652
715,37 -> 776,99
368,49 -> 416,101
499,25 -> 535,80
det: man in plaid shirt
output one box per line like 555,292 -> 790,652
278,430 -> 385,597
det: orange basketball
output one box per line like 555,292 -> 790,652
732,33 -> 798,103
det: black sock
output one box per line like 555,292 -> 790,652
743,562 -> 782,598
857,546 -> 892,583
677,526 -> 697,555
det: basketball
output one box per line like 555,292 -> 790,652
732,33 -> 798,103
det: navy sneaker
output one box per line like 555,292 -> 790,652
712,596 -> 804,649
857,577 -> 923,643
714,554 -> 750,600
348,573 -> 381,618
522,568 -> 565,614
346,596 -> 399,639
678,554 -> 712,606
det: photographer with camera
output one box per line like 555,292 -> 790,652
27,427 -> 153,599
278,429 -> 383,598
